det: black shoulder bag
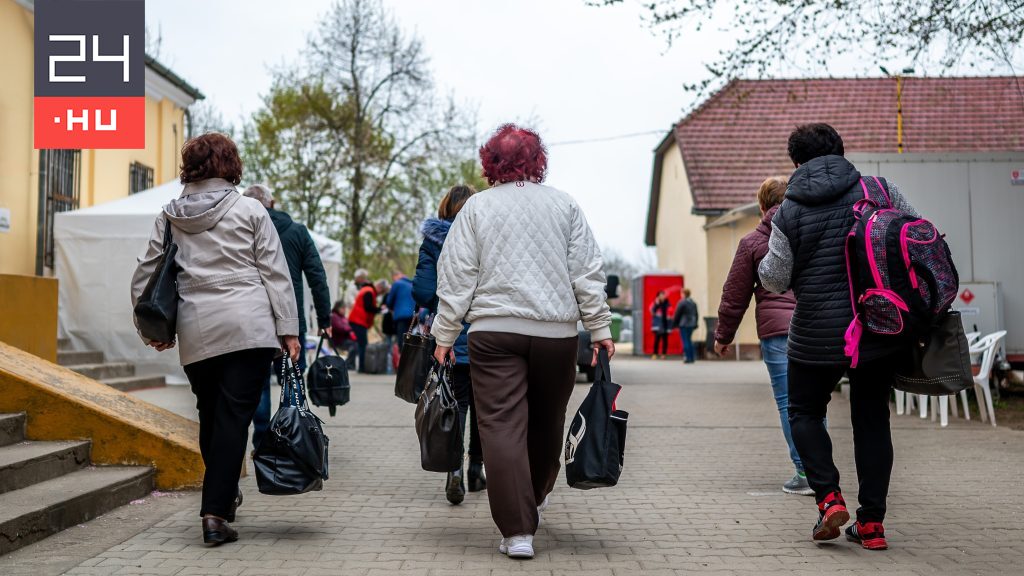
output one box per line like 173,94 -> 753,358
565,348 -> 629,489
306,335 -> 351,416
133,218 -> 180,343
395,311 -> 436,403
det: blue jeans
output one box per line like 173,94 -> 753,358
678,326 -> 696,362
760,335 -> 803,474
252,334 -> 306,451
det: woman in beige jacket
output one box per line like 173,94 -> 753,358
131,133 -> 300,546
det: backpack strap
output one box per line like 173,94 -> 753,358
859,176 -> 891,208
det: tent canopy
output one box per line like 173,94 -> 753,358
55,181 -> 342,382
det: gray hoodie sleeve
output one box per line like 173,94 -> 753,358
887,182 -> 920,217
758,221 -> 794,294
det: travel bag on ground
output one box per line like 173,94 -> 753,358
893,309 -> 973,395
565,348 -> 628,489
395,319 -> 435,403
362,341 -> 389,374
133,217 -> 179,343
306,335 -> 350,416
414,359 -> 463,472
253,357 -> 330,495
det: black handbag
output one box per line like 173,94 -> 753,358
306,335 -> 350,417
414,359 -> 463,472
254,357 -> 330,495
133,218 -> 179,343
565,348 -> 628,490
894,309 -> 973,395
395,317 -> 435,404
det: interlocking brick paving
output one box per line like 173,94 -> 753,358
17,357 -> 1024,575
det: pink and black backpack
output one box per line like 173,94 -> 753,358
843,177 -> 959,367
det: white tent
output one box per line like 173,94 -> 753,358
54,181 -> 342,383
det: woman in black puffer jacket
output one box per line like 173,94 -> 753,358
412,185 -> 484,505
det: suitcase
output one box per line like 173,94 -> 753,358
362,342 -> 389,374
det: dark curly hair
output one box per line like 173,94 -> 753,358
787,123 -> 844,166
179,132 -> 243,185
479,124 -> 547,185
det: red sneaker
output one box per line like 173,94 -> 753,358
812,491 -> 850,541
846,521 -> 888,550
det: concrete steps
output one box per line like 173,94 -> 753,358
0,413 -> 154,556
56,341 -> 165,391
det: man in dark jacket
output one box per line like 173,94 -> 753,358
672,290 -> 699,363
244,184 -> 332,449
713,176 -> 808,496
759,124 -> 919,551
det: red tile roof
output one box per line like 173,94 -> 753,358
669,77 -> 1024,215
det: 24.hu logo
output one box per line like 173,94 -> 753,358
34,0 -> 145,149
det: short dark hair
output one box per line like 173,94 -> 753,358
787,123 -> 844,165
180,132 -> 243,185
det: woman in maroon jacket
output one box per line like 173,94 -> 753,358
713,176 -> 810,496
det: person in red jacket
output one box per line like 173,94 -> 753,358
713,176 -> 809,496
348,280 -> 381,373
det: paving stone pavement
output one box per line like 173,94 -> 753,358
19,357 -> 1024,574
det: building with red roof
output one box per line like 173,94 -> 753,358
647,76 -> 1024,358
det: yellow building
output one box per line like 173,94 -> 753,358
0,0 -> 203,277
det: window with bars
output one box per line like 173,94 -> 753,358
36,149 -> 81,274
129,161 -> 154,194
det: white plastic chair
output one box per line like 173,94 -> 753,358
967,331 -> 1007,427
965,331 -> 981,346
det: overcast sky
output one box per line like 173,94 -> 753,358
145,0 -> 740,261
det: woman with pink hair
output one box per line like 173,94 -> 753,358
432,124 -> 615,559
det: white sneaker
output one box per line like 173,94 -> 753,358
537,495 -> 550,525
498,535 -> 534,559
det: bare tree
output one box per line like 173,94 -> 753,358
589,0 -> 1024,96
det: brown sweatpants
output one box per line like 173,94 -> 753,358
468,331 -> 579,537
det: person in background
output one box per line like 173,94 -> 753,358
413,184 -> 486,505
131,133 -> 300,546
348,276 -> 380,373
344,269 -> 369,309
242,184 -> 332,452
330,301 -> 357,365
673,289 -> 699,363
713,176 -> 810,496
759,123 -> 920,550
432,124 -> 614,560
386,270 -> 417,349
649,291 -> 670,359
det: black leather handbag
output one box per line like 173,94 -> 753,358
414,359 -> 463,472
133,219 -> 179,343
306,335 -> 350,416
894,310 -> 973,395
565,348 -> 628,490
254,357 -> 330,495
395,319 -> 435,404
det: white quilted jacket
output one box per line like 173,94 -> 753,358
433,182 -> 612,347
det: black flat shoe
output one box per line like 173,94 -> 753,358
446,469 -> 465,505
467,461 -> 486,492
202,516 -> 238,546
231,489 -> 243,517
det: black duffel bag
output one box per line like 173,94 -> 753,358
307,335 -> 350,416
894,309 -> 973,395
565,348 -> 628,490
395,319 -> 435,403
133,217 -> 179,343
414,359 -> 463,472
254,357 -> 330,495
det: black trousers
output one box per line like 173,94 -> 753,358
788,354 -> 897,523
452,364 -> 483,464
652,331 -> 668,355
352,324 -> 369,372
184,348 -> 276,521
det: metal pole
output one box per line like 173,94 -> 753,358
897,75 -> 904,154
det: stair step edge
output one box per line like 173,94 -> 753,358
0,440 -> 92,495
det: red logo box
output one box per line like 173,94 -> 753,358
34,96 -> 145,149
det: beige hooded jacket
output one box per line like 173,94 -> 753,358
131,178 -> 299,366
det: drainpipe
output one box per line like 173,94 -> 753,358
896,75 -> 904,154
